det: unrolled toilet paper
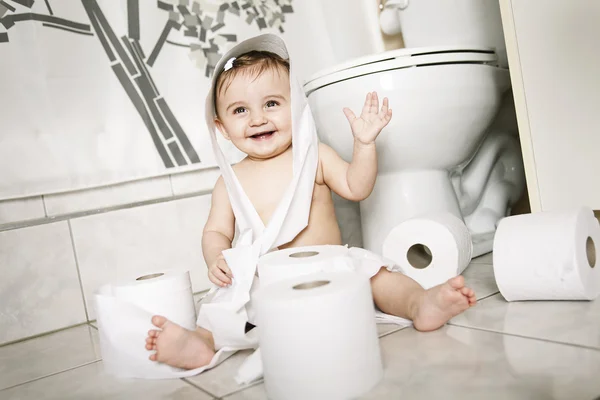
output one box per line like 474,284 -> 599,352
254,271 -> 383,400
94,270 -> 234,379
493,207 -> 600,301
382,212 -> 473,289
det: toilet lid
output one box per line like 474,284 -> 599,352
303,45 -> 498,94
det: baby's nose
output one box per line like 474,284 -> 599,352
249,111 -> 267,126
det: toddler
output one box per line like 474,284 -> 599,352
145,38 -> 477,370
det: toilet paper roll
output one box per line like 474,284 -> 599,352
382,212 -> 473,289
493,207 -> 600,301
94,270 -> 198,378
254,271 -> 383,400
258,245 -> 359,288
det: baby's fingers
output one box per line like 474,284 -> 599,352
218,259 -> 233,278
209,268 -> 231,287
371,91 -> 379,113
380,97 -> 389,115
343,107 -> 357,124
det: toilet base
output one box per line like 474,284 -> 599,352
359,169 -> 464,255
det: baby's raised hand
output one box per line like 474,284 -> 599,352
208,254 -> 233,287
343,92 -> 392,145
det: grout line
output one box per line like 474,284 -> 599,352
0,189 -> 213,233
68,220 -> 90,322
88,322 -> 98,330
181,378 -> 220,398
168,174 -> 175,196
476,291 -> 500,302
220,379 -> 265,398
378,325 -> 410,339
0,360 -> 102,392
41,195 -> 48,217
0,322 -> 90,348
447,323 -> 600,352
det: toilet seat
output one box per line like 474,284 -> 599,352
303,45 -> 498,95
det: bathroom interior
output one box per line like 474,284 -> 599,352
1,0 -> 599,398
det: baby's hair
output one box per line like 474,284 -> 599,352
214,50 -> 290,115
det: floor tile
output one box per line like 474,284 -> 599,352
71,195 -> 213,320
0,222 -> 87,344
184,350 -> 256,398
0,325 -> 100,391
377,323 -> 405,337
461,262 -> 499,300
0,362 -> 213,400
223,383 -> 266,400
450,293 -> 600,349
359,325 -> 600,399
226,326 -> 600,400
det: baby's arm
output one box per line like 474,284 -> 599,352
320,91 -> 392,201
319,142 -> 377,201
202,176 -> 235,286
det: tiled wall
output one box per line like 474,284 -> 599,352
0,168 -> 220,346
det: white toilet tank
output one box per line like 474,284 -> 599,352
394,0 -> 508,67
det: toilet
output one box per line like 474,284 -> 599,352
303,0 -> 525,257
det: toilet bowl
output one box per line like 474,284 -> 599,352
303,1 -> 525,257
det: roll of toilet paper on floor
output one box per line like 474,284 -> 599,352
254,271 -> 383,400
258,245 -> 358,288
382,212 -> 473,289
493,207 -> 600,301
94,270 -> 197,378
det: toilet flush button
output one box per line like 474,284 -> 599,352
379,74 -> 395,91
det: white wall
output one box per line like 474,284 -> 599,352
500,0 -> 600,212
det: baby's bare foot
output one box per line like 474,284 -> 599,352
412,276 -> 476,332
145,316 -> 215,369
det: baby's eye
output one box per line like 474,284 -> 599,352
233,107 -> 246,114
265,100 -> 279,108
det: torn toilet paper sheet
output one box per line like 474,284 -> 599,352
195,33 -> 320,375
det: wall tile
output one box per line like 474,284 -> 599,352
71,195 -> 213,320
170,167 -> 221,196
0,196 -> 46,225
44,177 -> 173,216
0,222 -> 87,344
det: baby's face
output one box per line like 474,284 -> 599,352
214,67 -> 292,160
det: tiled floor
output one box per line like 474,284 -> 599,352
2,255 -> 600,399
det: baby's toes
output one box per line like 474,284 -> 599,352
148,329 -> 160,338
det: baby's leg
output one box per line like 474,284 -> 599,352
370,269 -> 476,332
145,316 -> 215,369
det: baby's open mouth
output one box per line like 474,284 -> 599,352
250,131 -> 275,140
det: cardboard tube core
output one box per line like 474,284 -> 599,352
407,244 -> 433,269
289,251 -> 319,258
136,273 -> 165,281
293,280 -> 330,290
587,236 -> 596,268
